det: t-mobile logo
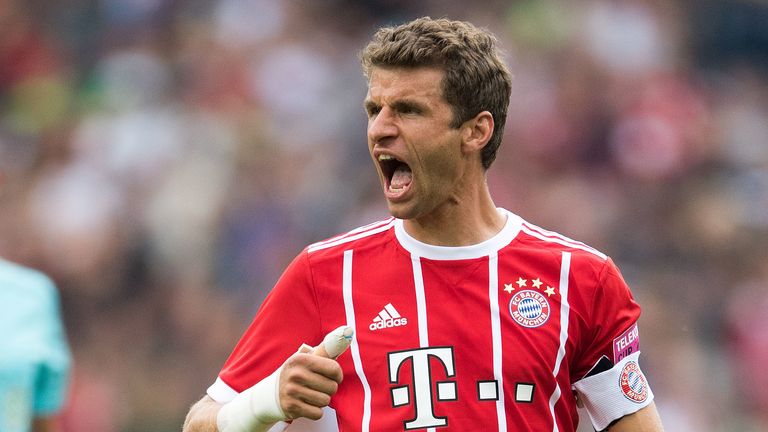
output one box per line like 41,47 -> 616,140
388,347 -> 457,430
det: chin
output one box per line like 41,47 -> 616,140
385,202 -> 413,220
386,200 -> 428,221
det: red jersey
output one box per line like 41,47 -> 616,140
208,210 -> 652,431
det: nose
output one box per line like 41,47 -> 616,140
367,107 -> 398,146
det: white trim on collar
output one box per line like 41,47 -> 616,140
394,208 -> 522,260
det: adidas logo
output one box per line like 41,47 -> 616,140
369,303 -> 408,331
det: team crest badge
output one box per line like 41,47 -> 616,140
619,361 -> 648,403
509,290 -> 550,328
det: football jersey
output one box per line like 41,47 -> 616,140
208,209 -> 653,431
0,259 -> 71,432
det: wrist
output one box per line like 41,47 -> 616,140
216,368 -> 286,432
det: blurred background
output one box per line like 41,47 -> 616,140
1,0 -> 767,430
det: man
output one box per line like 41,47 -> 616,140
0,258 -> 72,432
184,17 -> 664,431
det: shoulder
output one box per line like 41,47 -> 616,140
0,259 -> 62,334
0,258 -> 56,295
515,218 -> 607,259
305,217 -> 397,257
508,215 -> 612,280
508,217 -> 638,323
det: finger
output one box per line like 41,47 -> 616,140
282,378 -> 334,406
283,355 -> 342,389
281,398 -> 325,421
302,374 -> 339,395
312,325 -> 354,359
298,388 -> 333,408
280,368 -> 336,420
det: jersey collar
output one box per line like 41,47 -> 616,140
394,208 -> 522,260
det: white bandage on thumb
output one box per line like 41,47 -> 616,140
312,325 -> 354,359
216,368 -> 286,432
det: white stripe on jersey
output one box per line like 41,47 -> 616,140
409,254 -> 436,432
313,218 -> 393,247
548,251 -> 572,431
488,252 -> 507,432
411,255 -> 429,348
308,219 -> 395,253
342,250 -> 372,432
521,224 -> 606,260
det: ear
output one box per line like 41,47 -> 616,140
461,111 -> 494,155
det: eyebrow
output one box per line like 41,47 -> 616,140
363,99 -> 379,114
363,98 -> 428,114
391,99 -> 426,113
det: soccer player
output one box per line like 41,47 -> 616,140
0,258 -> 72,432
183,17 -> 664,432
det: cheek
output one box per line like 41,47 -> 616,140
427,153 -> 459,178
421,139 -> 463,181
367,140 -> 379,166
412,151 -> 460,198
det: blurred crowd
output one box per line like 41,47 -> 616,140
0,0 -> 766,430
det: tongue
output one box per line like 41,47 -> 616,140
390,164 -> 412,189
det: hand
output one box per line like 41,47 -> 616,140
278,326 -> 353,421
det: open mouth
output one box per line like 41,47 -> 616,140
378,154 -> 412,195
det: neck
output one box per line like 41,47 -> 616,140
403,183 -> 506,247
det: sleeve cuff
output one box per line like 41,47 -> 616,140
207,377 -> 240,404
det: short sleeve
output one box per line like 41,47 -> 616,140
572,258 -> 653,430
574,258 -> 642,376
209,250 -> 325,402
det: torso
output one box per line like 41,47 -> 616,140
216,210 -> 639,431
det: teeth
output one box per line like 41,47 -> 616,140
378,154 -> 395,161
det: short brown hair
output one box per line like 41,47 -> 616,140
360,17 -> 512,169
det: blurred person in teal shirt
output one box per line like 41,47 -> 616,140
0,258 -> 71,432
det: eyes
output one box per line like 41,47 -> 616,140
364,103 -> 381,118
365,100 -> 425,119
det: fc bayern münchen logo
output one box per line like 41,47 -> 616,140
509,290 -> 550,328
619,361 -> 648,403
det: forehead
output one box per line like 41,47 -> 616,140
366,67 -> 445,102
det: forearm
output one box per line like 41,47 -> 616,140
183,387 -> 284,432
185,326 -> 352,432
183,396 -> 222,432
609,402 -> 664,431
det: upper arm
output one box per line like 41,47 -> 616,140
571,258 -> 657,430
216,251 -> 322,395
574,258 -> 641,378
609,402 -> 664,432
183,395 -> 224,432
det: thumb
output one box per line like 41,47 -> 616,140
311,325 -> 354,359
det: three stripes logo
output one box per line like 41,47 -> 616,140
369,303 -> 408,331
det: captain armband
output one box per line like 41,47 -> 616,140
572,352 -> 654,431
